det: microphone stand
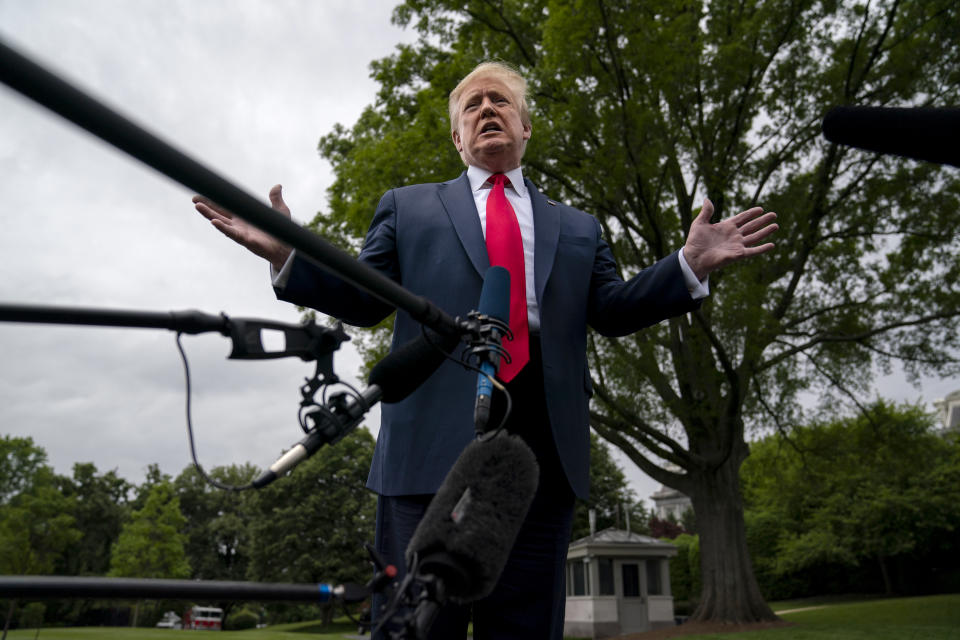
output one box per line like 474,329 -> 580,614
0,302 -> 349,362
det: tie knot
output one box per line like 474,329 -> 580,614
488,173 -> 510,188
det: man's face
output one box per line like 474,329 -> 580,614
452,77 -> 532,173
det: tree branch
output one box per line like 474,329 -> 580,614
759,309 -> 960,372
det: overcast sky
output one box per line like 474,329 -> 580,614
1,1 -> 955,510
0,0 -> 410,490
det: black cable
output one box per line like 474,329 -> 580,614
340,599 -> 364,629
418,325 -> 512,437
175,333 -> 254,492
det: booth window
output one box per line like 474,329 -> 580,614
598,558 -> 615,595
568,559 -> 590,596
647,559 -> 663,595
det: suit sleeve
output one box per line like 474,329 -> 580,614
273,190 -> 400,327
586,218 -> 701,337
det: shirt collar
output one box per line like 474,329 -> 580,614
467,165 -> 527,198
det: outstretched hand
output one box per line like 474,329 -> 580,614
682,199 -> 778,281
193,184 -> 293,271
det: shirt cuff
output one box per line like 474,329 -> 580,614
271,249 -> 296,289
678,249 -> 710,300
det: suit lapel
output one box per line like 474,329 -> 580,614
439,173 -> 490,278
527,178 -> 560,307
437,173 -> 561,304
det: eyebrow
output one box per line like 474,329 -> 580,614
462,88 -> 510,107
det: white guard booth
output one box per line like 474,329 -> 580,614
563,528 -> 677,639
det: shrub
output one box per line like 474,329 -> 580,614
668,533 -> 700,606
19,602 -> 46,629
226,608 -> 260,630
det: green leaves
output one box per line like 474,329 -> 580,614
0,436 -> 82,575
742,401 -> 960,591
108,480 -> 190,579
246,429 -> 376,586
174,463 -> 258,582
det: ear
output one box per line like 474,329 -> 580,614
522,122 -> 532,141
452,128 -> 463,153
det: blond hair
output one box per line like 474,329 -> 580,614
448,61 -> 531,133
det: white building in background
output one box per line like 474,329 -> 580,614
650,483 -> 692,521
933,389 -> 960,432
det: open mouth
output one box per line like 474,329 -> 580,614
480,122 -> 503,135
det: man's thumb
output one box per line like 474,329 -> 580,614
268,184 -> 290,215
697,198 -> 714,223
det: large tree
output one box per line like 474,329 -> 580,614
0,437 -> 81,576
0,438 -> 81,637
108,480 -> 190,580
742,400 -> 960,597
0,436 -> 48,506
59,462 -> 133,577
312,0 -> 960,622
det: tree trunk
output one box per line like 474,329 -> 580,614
878,556 -> 893,595
2,599 -> 15,640
688,453 -> 778,623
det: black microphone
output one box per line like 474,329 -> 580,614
369,328 -> 461,404
473,266 -> 511,432
251,386 -> 379,489
405,432 -> 539,607
252,328 -> 460,488
822,106 -> 960,167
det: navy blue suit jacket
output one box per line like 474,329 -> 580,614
276,172 -> 699,499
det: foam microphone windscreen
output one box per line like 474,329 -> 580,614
368,328 -> 461,403
405,432 -> 539,603
822,106 -> 960,167
478,265 -> 510,324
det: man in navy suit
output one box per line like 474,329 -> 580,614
195,61 -> 777,639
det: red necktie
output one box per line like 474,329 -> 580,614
485,174 -> 529,382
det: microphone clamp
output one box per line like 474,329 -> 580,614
461,309 -> 512,371
372,550 -> 450,640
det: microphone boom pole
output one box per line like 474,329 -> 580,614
0,302 -> 350,362
0,575 -> 367,604
0,38 -> 461,340
0,304 -> 228,334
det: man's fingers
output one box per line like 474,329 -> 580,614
738,211 -> 777,236
729,206 -> 765,227
211,218 -> 242,243
743,224 -> 779,247
194,197 -> 233,223
195,201 -> 226,223
744,242 -> 776,257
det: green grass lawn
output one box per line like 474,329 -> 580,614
3,618 -> 361,640
6,594 -> 960,639
679,593 -> 960,639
